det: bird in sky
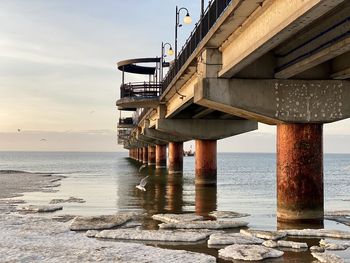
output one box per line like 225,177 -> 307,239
40,139 -> 47,142
136,176 -> 149,192
138,164 -> 148,172
17,129 -> 21,132
89,110 -> 95,114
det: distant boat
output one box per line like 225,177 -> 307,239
183,149 -> 195,157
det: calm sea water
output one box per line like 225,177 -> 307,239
0,151 -> 350,262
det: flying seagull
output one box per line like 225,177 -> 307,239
138,164 -> 148,172
136,176 -> 149,192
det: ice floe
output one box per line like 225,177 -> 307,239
320,239 -> 350,250
208,211 -> 250,219
0,213 -> 215,263
310,245 -> 325,252
152,213 -> 203,223
312,252 -> 344,263
89,229 -> 211,243
17,205 -> 63,213
277,240 -> 308,249
240,229 -> 287,240
52,215 -> 76,222
159,220 -> 248,229
325,211 -> 350,227
208,233 -> 263,247
50,196 -> 85,204
282,229 -> 350,239
262,240 -> 307,250
262,240 -> 278,248
69,213 -> 133,231
218,244 -> 284,261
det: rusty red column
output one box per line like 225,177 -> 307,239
156,144 -> 167,168
142,146 -> 148,164
168,142 -> 183,173
277,123 -> 323,223
195,140 -> 217,185
148,146 -> 156,166
138,148 -> 143,163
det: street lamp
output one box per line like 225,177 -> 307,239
160,42 -> 174,81
175,6 -> 192,61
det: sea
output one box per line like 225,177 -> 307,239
0,151 -> 350,262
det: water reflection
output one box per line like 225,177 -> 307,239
165,173 -> 183,213
277,220 -> 324,231
277,220 -> 324,263
195,184 -> 217,217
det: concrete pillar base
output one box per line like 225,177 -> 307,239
277,123 -> 323,223
156,145 -> 167,169
195,140 -> 217,185
168,142 -> 183,174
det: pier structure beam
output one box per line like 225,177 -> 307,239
277,123 -> 323,223
148,146 -> 156,166
168,142 -> 183,174
195,140 -> 217,185
156,144 -> 167,169
142,146 -> 148,164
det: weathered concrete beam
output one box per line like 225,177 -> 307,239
116,97 -> 159,109
331,67 -> 350,80
194,78 -> 350,124
275,36 -> 350,79
219,0 -> 346,78
143,128 -> 190,143
136,133 -> 167,146
156,119 -> 257,140
192,108 -> 215,119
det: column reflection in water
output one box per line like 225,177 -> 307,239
165,173 -> 183,213
195,184 -> 217,217
277,219 -> 324,262
135,167 -> 168,229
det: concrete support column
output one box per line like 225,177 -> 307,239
277,123 -> 323,223
156,144 -> 167,169
168,142 -> 183,174
148,146 -> 156,166
142,146 -> 148,164
195,140 -> 217,185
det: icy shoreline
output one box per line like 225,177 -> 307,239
0,171 -> 216,262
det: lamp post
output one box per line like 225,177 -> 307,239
160,42 -> 174,81
175,6 -> 192,61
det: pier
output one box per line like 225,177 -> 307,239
117,0 -> 350,223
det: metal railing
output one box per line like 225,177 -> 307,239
120,82 -> 161,98
161,0 -> 232,93
118,117 -> 134,125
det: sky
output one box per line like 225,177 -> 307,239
0,0 -> 349,153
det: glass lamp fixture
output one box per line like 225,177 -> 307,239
183,13 -> 192,24
167,47 -> 174,56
